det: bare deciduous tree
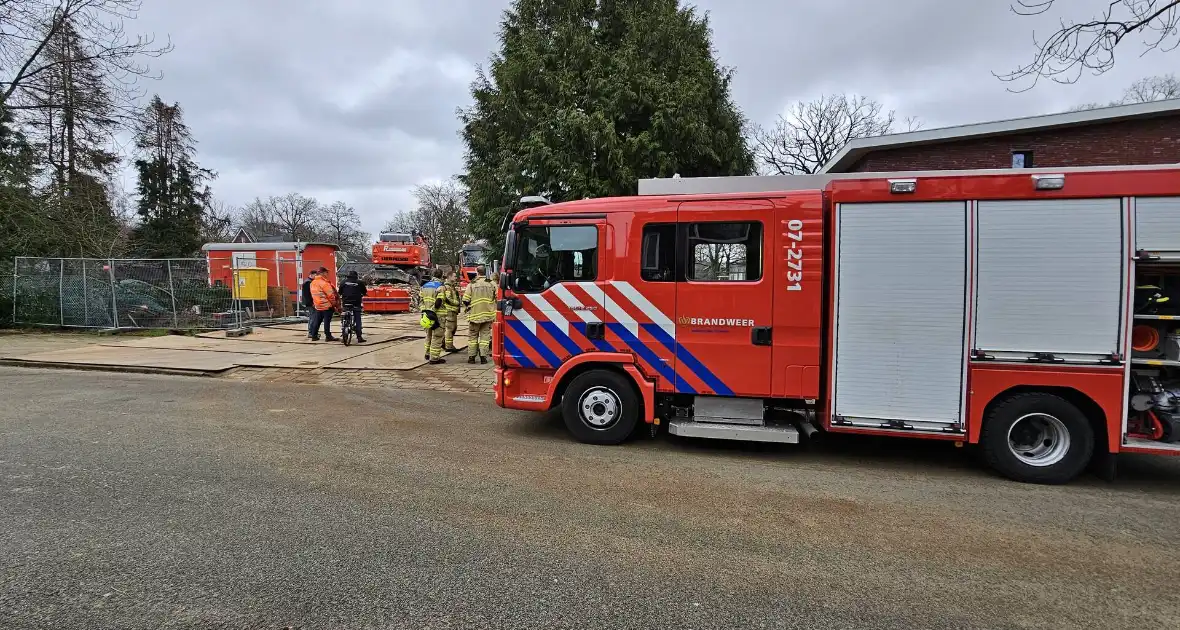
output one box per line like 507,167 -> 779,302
382,178 -> 470,268
1124,72 -> 1180,101
750,94 -> 919,175
318,200 -> 370,258
268,192 -> 319,242
200,197 -> 235,243
1067,73 -> 1179,111
998,0 -> 1180,90
238,193 -> 320,242
0,0 -> 171,113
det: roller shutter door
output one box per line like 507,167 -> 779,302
974,198 -> 1123,361
832,202 -> 968,430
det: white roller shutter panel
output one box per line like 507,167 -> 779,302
1135,196 -> 1180,253
975,199 -> 1123,360
833,202 -> 967,428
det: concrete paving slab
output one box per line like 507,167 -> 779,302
196,327 -> 317,344
266,323 -> 312,331
232,343 -> 386,369
324,340 -> 430,370
7,345 -> 263,372
325,337 -> 469,370
0,333 -> 98,359
98,335 -> 291,355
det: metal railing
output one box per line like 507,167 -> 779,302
8,257 -> 318,330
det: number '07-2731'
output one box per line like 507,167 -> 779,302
786,219 -> 804,291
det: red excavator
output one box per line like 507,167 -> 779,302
337,232 -> 431,314
372,231 -> 431,280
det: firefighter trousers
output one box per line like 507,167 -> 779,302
468,321 -> 492,357
442,312 -> 458,350
424,325 -> 444,360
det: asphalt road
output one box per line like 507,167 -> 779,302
2,367 -> 1179,629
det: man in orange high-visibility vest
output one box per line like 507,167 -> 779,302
309,266 -> 339,342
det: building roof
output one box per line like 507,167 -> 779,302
821,97 -> 1180,173
202,242 -> 338,252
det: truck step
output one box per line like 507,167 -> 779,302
668,420 -> 800,444
693,395 -> 764,425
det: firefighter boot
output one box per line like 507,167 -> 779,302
468,356 -> 476,364
480,356 -> 488,364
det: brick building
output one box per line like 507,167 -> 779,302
822,98 -> 1180,174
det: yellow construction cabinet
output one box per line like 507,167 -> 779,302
232,267 -> 268,300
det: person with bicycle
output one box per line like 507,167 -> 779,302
338,270 -> 368,344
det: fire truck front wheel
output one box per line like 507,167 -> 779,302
980,392 -> 1095,485
561,370 -> 640,445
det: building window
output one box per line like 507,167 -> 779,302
640,223 -> 676,282
687,222 -> 762,282
1011,150 -> 1033,169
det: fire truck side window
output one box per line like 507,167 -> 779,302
640,224 -> 676,282
510,225 -> 598,293
687,221 -> 762,282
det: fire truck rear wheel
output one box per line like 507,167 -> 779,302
980,392 -> 1094,485
561,370 -> 640,445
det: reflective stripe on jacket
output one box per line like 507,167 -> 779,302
439,281 -> 461,314
464,278 -> 497,323
311,276 -> 337,310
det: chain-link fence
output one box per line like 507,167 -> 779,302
8,257 -> 319,330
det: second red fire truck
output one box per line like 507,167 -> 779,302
491,164 -> 1180,484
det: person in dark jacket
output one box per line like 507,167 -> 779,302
338,270 -> 368,343
301,270 -> 318,339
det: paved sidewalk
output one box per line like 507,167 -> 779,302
223,356 -> 495,393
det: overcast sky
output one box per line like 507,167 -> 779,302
127,0 -> 1174,236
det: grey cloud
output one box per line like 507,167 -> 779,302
123,0 -> 1169,237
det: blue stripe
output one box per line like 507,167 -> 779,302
502,337 -> 535,368
507,319 -> 562,367
540,321 -> 583,358
571,322 -> 617,353
608,323 -> 695,394
644,324 -> 734,396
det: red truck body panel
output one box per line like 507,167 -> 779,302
495,165 -> 1180,461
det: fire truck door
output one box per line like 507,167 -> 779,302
501,221 -> 605,370
673,201 -> 775,398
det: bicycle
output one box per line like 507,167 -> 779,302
340,304 -> 361,346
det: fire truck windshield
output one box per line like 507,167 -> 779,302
460,248 -> 483,266
508,225 -> 597,293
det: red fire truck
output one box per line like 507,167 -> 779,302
491,164 -> 1180,484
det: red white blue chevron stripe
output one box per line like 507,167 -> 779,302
501,281 -> 734,396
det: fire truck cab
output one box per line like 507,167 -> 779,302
492,165 -> 1180,484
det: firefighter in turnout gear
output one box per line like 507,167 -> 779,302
440,271 -> 462,352
420,268 -> 446,364
463,265 -> 496,364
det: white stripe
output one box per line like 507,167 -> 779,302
524,294 -> 569,334
612,281 -> 675,338
550,283 -> 600,323
573,282 -> 637,336
511,303 -> 537,334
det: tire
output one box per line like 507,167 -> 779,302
979,392 -> 1094,484
560,369 -> 641,445
341,317 -> 353,346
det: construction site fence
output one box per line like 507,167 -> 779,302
7,257 -> 324,330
